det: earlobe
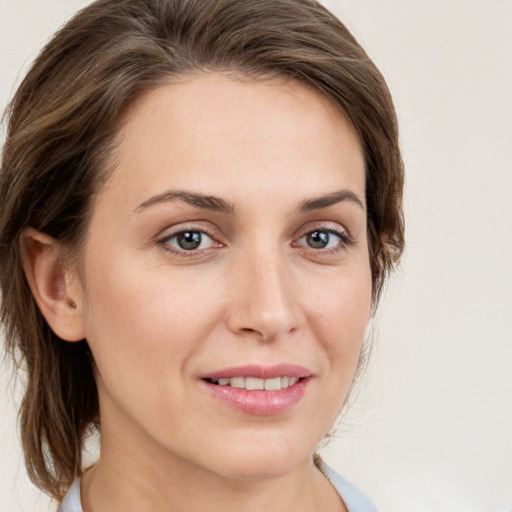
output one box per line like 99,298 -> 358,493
20,227 -> 86,342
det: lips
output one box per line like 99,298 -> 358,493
200,364 -> 312,415
206,376 -> 299,390
201,363 -> 311,381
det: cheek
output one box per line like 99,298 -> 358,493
78,263 -> 231,440
305,262 -> 372,386
310,263 -> 372,340
79,254 -> 226,392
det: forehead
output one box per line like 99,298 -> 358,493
100,73 -> 365,212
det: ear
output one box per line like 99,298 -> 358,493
20,227 -> 86,342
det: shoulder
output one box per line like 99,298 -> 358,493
316,457 -> 379,512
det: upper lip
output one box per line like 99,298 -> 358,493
201,364 -> 312,380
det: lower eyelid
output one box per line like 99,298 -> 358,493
157,224 -> 352,254
293,228 -> 353,250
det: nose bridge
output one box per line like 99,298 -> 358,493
227,241 -> 300,340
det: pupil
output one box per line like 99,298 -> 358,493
307,231 -> 329,248
177,231 -> 202,250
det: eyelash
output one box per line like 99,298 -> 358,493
158,226 -> 221,257
293,228 -> 353,255
157,225 -> 353,257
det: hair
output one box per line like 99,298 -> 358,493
0,0 -> 404,501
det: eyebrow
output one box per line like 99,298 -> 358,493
134,188 -> 363,215
134,190 -> 235,214
297,189 -> 364,212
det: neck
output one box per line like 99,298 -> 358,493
83,458 -> 331,512
81,392 -> 345,512
81,432 -> 344,512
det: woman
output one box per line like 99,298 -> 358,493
0,0 -> 404,510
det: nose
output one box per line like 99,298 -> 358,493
226,249 -> 302,341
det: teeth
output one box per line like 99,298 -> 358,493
245,377 -> 264,390
230,377 -> 245,388
264,377 -> 281,391
213,376 -> 301,390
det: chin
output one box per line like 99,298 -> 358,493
201,432 -> 316,482
215,457 -> 306,482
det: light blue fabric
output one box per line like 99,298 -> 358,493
59,459 -> 378,511
58,477 -> 82,512
315,458 -> 379,512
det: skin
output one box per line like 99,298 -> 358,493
23,73 -> 372,511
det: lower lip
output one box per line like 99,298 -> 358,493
201,378 -> 310,415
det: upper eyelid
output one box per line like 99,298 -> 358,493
294,228 -> 351,246
155,219 -> 352,243
157,228 -> 220,256
157,222 -> 219,240
160,229 -> 214,242
293,220 -> 350,239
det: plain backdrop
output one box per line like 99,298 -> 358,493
1,1 -> 511,511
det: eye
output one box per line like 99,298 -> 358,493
161,230 -> 217,252
295,229 -> 350,251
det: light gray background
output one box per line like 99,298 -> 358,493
1,1 -> 511,511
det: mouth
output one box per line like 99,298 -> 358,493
200,364 -> 311,415
204,376 -> 301,390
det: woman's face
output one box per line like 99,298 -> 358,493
73,73 -> 372,480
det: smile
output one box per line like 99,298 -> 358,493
200,364 -> 311,415
205,376 -> 299,390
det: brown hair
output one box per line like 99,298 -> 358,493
0,0 -> 404,501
